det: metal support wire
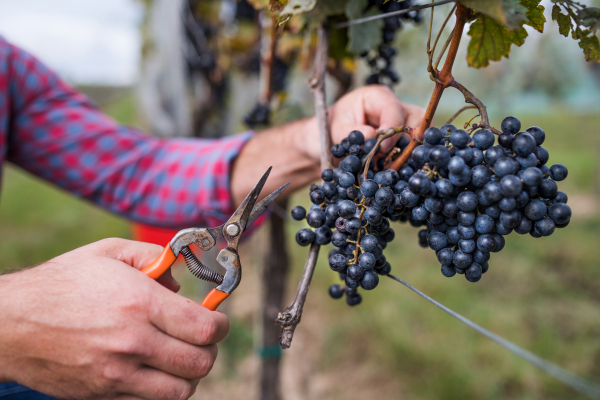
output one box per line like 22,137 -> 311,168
335,0 -> 456,29
387,274 -> 600,400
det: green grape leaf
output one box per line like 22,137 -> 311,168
467,15 -> 528,68
552,4 -> 572,37
522,0 -> 545,32
576,28 -> 600,62
459,0 -> 527,29
345,0 -> 383,55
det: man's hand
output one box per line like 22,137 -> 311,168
0,238 -> 229,400
231,85 -> 425,205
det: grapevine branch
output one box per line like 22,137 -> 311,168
276,24 -> 332,349
387,4 -> 503,171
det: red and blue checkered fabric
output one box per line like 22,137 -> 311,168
0,36 -> 253,229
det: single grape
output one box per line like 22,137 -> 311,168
491,234 -> 505,252
534,218 -> 555,237
331,230 -> 348,247
348,130 -> 365,145
453,250 -> 473,268
500,210 -> 522,229
457,191 -> 478,212
296,229 -> 316,246
473,249 -> 490,264
465,263 -> 483,282
549,164 -> 568,181
476,234 -> 496,252
534,146 -> 549,165
346,294 -> 363,306
512,132 -> 536,157
473,129 -> 495,150
291,206 -> 306,221
499,175 -> 523,198
375,187 -> 395,206
554,191 -> 568,203
526,126 -> 545,145
331,144 -> 346,158
345,276 -> 360,289
429,145 -> 451,167
498,197 -> 516,212
424,197 -> 443,214
450,129 -> 470,148
501,116 -> 521,134
448,156 -> 466,174
484,146 -> 504,166
424,127 -> 444,145
360,235 -> 378,252
412,205 -> 430,221
329,253 -> 347,272
360,270 -> 380,290
548,203 -> 571,225
494,157 -> 518,178
437,248 -> 455,265
428,231 -> 448,251
459,239 -> 476,253
514,216 -> 532,235
498,134 -> 514,149
306,209 -> 326,228
315,226 -> 332,245
328,284 -> 344,299
441,264 -> 456,277
347,264 -> 365,281
458,211 -> 476,226
538,179 -> 558,199
338,171 -> 355,188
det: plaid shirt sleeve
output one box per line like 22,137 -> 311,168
1,37 -> 253,229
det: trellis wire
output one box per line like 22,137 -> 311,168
335,0 -> 457,29
387,273 -> 600,400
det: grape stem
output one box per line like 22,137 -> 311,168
361,126 -> 408,181
276,23 -> 332,349
445,105 -> 478,125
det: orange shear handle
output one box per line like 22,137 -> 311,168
142,244 -> 230,311
141,245 -> 177,280
201,289 -> 230,311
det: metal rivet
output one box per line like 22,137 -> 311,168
201,239 -> 210,247
226,224 -> 240,236
221,255 -> 228,262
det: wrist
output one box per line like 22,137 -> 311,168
290,117 -> 321,165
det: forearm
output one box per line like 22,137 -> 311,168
231,118 -> 321,206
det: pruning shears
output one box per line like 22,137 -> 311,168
141,167 -> 288,310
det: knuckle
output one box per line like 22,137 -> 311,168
191,347 -> 216,378
198,316 -> 218,344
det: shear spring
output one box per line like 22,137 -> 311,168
180,246 -> 224,285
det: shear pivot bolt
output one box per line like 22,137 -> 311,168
201,239 -> 210,247
226,224 -> 240,236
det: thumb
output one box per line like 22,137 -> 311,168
94,238 -> 182,293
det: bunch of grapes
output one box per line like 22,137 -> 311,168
291,130 -> 413,306
292,116 -> 571,306
399,116 -> 570,282
362,0 -> 421,86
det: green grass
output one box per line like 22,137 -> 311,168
0,96 -> 598,399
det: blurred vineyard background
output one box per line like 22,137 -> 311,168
1,0 -> 600,399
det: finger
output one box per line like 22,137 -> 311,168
121,367 -> 196,400
89,238 -> 166,271
149,291 -> 229,346
87,238 -> 182,292
142,331 -> 218,380
156,268 -> 181,293
401,101 -> 427,130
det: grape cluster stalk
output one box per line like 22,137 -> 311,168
292,116 -> 572,306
